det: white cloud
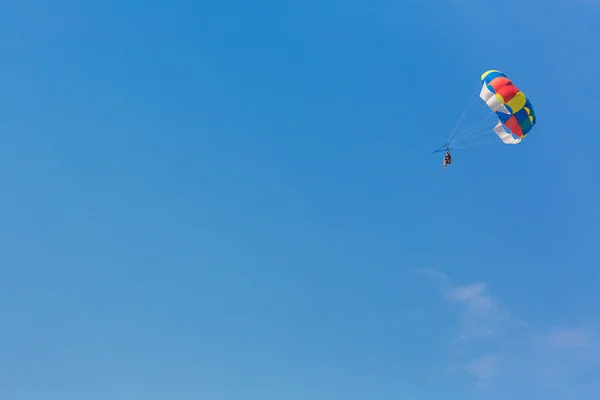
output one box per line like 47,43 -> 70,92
443,281 -> 503,318
465,353 -> 497,387
416,268 -> 600,390
416,268 -> 514,341
534,327 -> 600,375
543,327 -> 592,349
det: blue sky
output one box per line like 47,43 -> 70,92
1,0 -> 599,399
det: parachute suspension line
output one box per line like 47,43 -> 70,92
446,85 -> 481,144
450,113 -> 497,146
450,119 -> 488,147
447,82 -> 501,147
447,101 -> 472,144
447,87 -> 480,144
452,106 -> 497,141
452,130 -> 499,150
451,137 -> 498,150
461,129 -> 496,143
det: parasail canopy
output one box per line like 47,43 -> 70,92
479,70 -> 536,145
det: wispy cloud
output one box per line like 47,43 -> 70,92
416,268 -> 600,391
465,353 -> 497,388
416,268 -> 515,342
543,327 -> 592,349
535,327 -> 600,375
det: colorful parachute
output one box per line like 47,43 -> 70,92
438,69 -> 537,157
479,70 -> 536,144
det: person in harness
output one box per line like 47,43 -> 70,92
443,149 -> 452,170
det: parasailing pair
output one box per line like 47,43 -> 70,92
436,69 -> 537,169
